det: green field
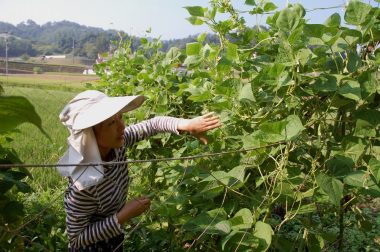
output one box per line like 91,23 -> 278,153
0,73 -> 98,92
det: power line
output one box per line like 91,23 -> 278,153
239,4 -> 345,15
305,5 -> 345,12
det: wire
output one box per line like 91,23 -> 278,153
238,4 -> 345,15
0,142 -> 284,169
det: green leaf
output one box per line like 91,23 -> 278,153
264,2 -> 277,12
229,208 -> 253,230
165,47 -> 181,61
185,84 -> 212,102
183,208 -> 230,234
343,170 -> 367,187
184,55 -> 203,68
222,231 -> 260,251
307,233 -> 325,252
284,115 -> 305,140
197,32 -> 207,43
360,71 -> 379,99
286,203 -> 317,216
0,96 -> 44,134
341,29 -> 362,46
338,80 -> 361,101
297,48 -> 314,66
227,42 -> 238,61
369,159 -> 380,184
208,207 -> 228,218
186,42 -> 202,56
253,221 -> 273,251
276,5 -> 304,32
316,174 -> 343,206
326,155 -> 354,177
343,169 -> 380,196
311,75 -> 338,92
227,166 -> 247,188
201,43 -> 213,58
243,131 -> 263,149
215,220 -> 231,234
140,37 -> 148,45
184,6 -> 205,17
200,166 -> 246,196
0,201 -> 24,223
15,181 -> 32,193
239,84 -> 255,103
132,55 -> 145,66
354,119 -> 376,137
304,24 -> 326,39
217,56 -> 232,73
346,52 -> 361,73
344,0 -> 372,25
324,13 -> 341,27
208,6 -> 217,20
259,120 -> 287,142
136,139 -> 151,150
186,16 -> 204,25
202,171 -> 228,183
341,136 -> 366,163
0,145 -> 22,165
259,115 -> 304,142
0,180 -> 14,194
245,0 -> 256,6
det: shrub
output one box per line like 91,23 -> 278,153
32,67 -> 43,74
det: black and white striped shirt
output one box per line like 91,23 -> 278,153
64,116 -> 181,248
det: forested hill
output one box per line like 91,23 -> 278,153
0,19 -> 219,59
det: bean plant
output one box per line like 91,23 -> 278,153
101,0 -> 379,251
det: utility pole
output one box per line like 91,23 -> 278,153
72,38 -> 75,64
5,32 -> 8,76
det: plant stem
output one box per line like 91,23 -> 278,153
330,46 -> 341,74
338,204 -> 345,251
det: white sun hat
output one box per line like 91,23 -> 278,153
57,90 -> 145,190
61,90 -> 145,130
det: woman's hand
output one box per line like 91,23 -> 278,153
116,196 -> 151,224
177,112 -> 221,144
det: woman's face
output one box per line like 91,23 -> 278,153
93,112 -> 125,158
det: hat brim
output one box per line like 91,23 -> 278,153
72,95 -> 145,130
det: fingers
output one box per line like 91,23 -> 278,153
202,112 -> 215,118
135,197 -> 151,206
202,113 -> 219,122
204,122 -> 221,131
198,135 -> 208,145
204,116 -> 220,124
196,118 -> 221,132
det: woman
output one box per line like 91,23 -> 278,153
57,90 -> 220,251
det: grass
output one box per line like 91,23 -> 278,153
3,84 -> 77,190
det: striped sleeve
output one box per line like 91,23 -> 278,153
65,187 -> 123,248
124,116 -> 181,147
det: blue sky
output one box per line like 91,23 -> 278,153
0,1 -> 378,39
